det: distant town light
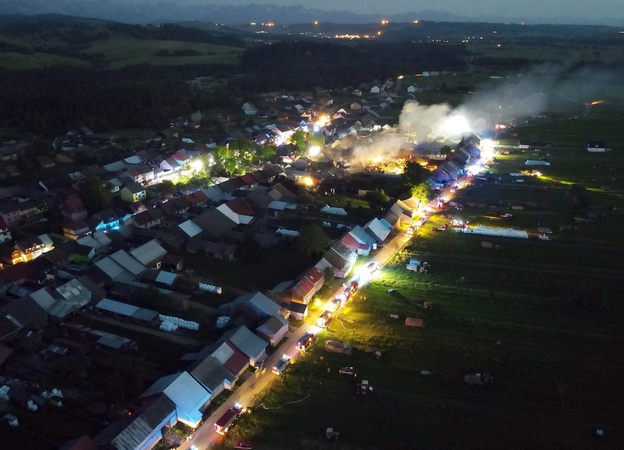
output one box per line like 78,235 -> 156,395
314,21 -> 319,25
413,20 -> 419,24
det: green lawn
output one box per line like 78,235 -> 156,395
85,37 -> 243,69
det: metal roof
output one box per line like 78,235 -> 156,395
188,356 -> 237,393
96,298 -> 139,317
129,240 -> 167,266
178,219 -> 202,238
140,372 -> 211,425
110,250 -> 146,276
228,326 -> 268,360
29,288 -> 57,311
155,271 -> 177,285
56,278 -> 91,307
95,257 -> 133,281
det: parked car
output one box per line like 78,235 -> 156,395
272,355 -> 292,375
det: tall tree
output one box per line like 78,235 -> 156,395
78,177 -> 113,213
410,183 -> 430,206
401,161 -> 429,190
297,223 -> 330,257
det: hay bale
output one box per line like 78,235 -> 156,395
405,317 -> 424,327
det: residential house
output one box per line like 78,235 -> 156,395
183,340 -> 249,380
191,209 -> 236,240
93,395 -> 177,450
140,372 -> 211,428
90,209 -> 121,233
0,218 -> 11,244
121,183 -> 147,203
6,235 -> 54,265
36,156 -> 56,169
61,195 -> 88,222
2,296 -> 48,331
219,291 -> 284,321
0,203 -> 21,228
129,240 -> 168,269
222,326 -> 268,367
285,300 -> 308,321
364,217 -> 392,243
255,314 -> 289,347
187,355 -> 238,399
132,208 -> 165,230
316,241 -> 357,279
241,102 -> 258,115
62,220 -> 91,241
272,267 -> 324,306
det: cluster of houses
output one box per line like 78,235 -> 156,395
0,80 -> 441,449
428,135 -> 482,186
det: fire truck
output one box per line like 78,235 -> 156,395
316,310 -> 333,328
214,404 -> 244,435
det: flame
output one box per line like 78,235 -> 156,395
372,155 -> 383,163
590,100 -> 603,105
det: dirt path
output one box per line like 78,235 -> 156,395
82,313 -> 205,347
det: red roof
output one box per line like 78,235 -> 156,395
64,196 -> 85,211
221,341 -> 249,376
302,267 -> 324,286
294,277 -> 315,296
340,233 -> 360,253
171,151 -> 190,162
239,173 -> 257,186
226,198 -> 253,216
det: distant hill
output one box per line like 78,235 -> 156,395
0,1 -> 621,26
0,16 -> 247,70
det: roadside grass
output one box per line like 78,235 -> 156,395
85,36 -> 243,69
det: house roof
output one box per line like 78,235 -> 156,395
287,301 -> 308,314
226,326 -> 268,360
29,288 -> 57,311
129,240 -> 167,266
223,291 -> 282,317
95,298 -> 159,323
257,314 -> 288,335
110,250 -> 146,276
2,296 -> 47,328
210,341 -> 249,376
245,190 -> 274,210
340,232 -> 361,253
225,198 -> 253,216
124,182 -> 145,194
192,209 -> 236,239
239,173 -> 257,186
55,278 -> 91,307
140,372 -> 210,424
364,217 -> 391,242
176,219 -> 201,238
188,355 -> 237,392
110,395 -> 176,450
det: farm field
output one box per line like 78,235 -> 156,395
215,140 -> 624,450
0,51 -> 90,70
85,37 -> 244,69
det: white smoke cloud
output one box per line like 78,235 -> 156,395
349,64 -> 619,164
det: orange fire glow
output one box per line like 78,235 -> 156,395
590,100 -> 604,105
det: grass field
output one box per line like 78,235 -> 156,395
0,51 -> 90,70
215,139 -> 624,450
85,37 -> 243,69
